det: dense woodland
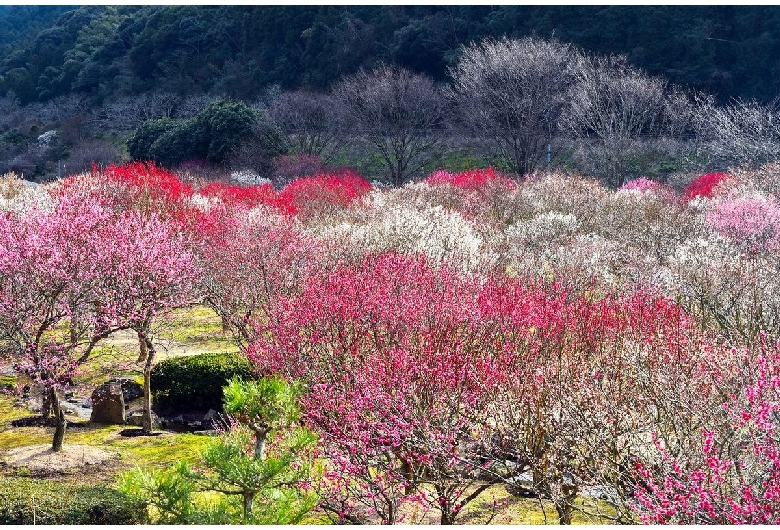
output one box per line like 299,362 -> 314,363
2,5 -> 780,184
3,6 -> 780,103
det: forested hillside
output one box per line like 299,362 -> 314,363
2,5 -> 780,104
3,5 -> 780,184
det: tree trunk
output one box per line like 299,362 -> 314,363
137,331 -> 149,363
555,497 -> 574,525
41,389 -> 52,419
50,387 -> 66,452
140,335 -> 156,434
243,491 -> 256,520
555,483 -> 577,525
252,426 -> 268,460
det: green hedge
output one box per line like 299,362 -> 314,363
151,352 -> 255,414
0,477 -> 145,524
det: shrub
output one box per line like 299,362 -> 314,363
148,119 -> 207,168
128,101 -> 284,169
684,172 -> 730,200
195,101 -> 260,164
0,477 -> 144,524
126,118 -> 178,161
150,352 -> 255,413
277,169 -> 371,217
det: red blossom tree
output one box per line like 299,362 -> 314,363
197,180 -> 282,210
250,253 -> 513,524
276,170 -> 372,219
424,167 -> 512,190
683,172 -> 730,201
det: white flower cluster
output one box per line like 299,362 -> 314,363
37,130 -> 58,147
306,188 -> 497,272
230,170 -> 271,186
505,211 -> 579,244
0,180 -> 53,213
185,192 -> 222,212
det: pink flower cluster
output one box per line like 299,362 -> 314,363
706,195 -> 780,253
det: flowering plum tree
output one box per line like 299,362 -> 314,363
197,180 -> 281,210
0,194 -> 124,450
251,253 -> 510,524
98,210 -> 199,433
195,207 -> 321,351
706,194 -> 780,254
276,170 -> 371,220
634,340 -> 780,524
683,172 -> 730,201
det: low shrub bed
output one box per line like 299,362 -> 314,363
150,352 -> 254,414
0,477 -> 145,524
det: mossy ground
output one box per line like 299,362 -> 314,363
1,305 -> 620,524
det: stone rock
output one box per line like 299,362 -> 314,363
126,411 -> 162,430
90,382 -> 126,424
111,378 -> 144,402
193,429 -> 218,436
172,414 -> 185,424
203,409 -> 218,423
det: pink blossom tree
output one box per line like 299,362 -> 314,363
634,340 -> 780,524
98,210 -> 200,433
57,165 -> 203,434
706,194 -> 780,254
194,206 -> 321,351
0,195 -> 127,450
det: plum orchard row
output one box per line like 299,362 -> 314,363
2,163 -> 780,523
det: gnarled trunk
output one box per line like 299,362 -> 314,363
243,491 -> 256,520
137,328 -> 156,434
141,339 -> 155,434
50,387 -> 66,452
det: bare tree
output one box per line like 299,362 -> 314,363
333,64 -> 447,187
268,90 -> 344,163
692,95 -> 780,168
175,93 -> 219,119
560,55 -> 689,187
92,92 -> 182,132
448,37 -> 582,176
0,93 -> 24,130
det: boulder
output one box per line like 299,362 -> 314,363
193,429 -> 218,436
113,378 -> 144,403
90,382 -> 125,424
126,411 -> 161,430
203,409 -> 218,423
